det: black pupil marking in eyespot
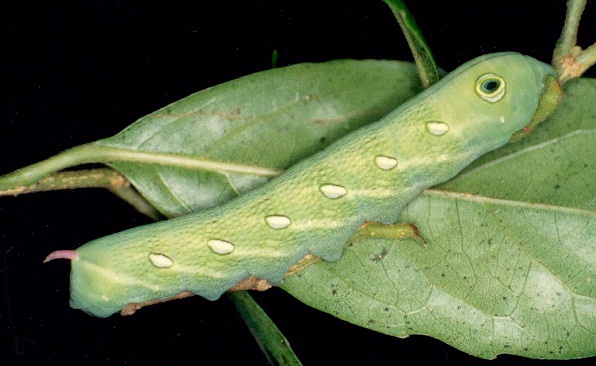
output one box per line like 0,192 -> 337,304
482,80 -> 500,93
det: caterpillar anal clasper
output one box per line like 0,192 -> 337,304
46,52 -> 561,318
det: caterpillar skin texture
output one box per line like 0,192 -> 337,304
58,52 -> 558,317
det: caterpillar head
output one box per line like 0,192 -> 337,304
431,52 -> 562,151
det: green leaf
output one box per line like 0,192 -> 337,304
95,60 -> 422,217
281,78 -> 596,359
444,130 -> 595,211
282,191 -> 594,359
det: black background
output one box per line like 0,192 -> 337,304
2,1 -> 594,365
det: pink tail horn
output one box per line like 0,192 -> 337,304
44,250 -> 79,263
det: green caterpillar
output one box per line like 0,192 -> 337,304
47,52 -> 561,318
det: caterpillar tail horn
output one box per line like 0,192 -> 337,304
44,250 -> 79,263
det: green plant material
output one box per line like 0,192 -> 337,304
0,168 -> 125,196
444,131 -> 595,211
0,168 -> 163,220
0,60 -> 422,218
552,0 -> 595,84
272,49 -> 279,69
553,0 -> 586,59
281,79 -> 596,359
228,291 -> 303,366
383,0 -> 440,87
0,143 -> 282,193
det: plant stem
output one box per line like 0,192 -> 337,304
228,291 -> 303,366
0,168 -> 124,196
0,143 -> 282,191
383,0 -> 440,88
107,184 -> 164,221
0,168 -> 164,220
552,0 -> 594,84
553,0 -> 585,62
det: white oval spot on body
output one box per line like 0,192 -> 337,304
320,184 -> 347,199
500,116 -> 505,123
101,295 -> 109,302
265,215 -> 292,229
208,239 -> 235,255
426,122 -> 449,136
148,253 -> 174,268
374,155 -> 398,170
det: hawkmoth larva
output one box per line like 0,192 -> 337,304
46,52 -> 562,317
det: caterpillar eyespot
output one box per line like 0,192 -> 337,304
475,73 -> 506,102
46,52 -> 561,318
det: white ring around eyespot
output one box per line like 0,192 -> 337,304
475,73 -> 506,103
